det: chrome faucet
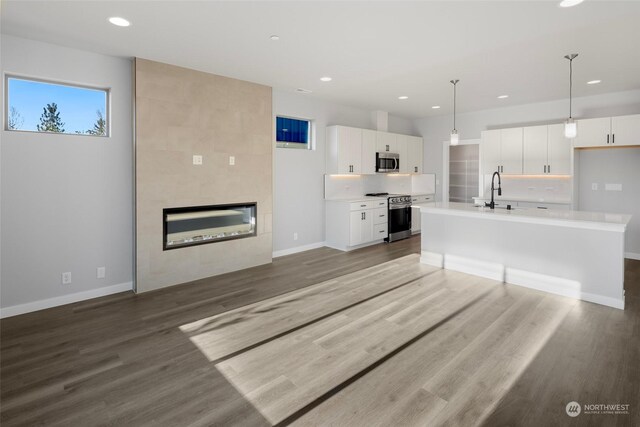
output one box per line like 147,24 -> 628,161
485,170 -> 502,209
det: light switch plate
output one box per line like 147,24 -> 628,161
193,155 -> 203,165
229,156 -> 235,166
592,183 -> 598,191
97,267 -> 106,279
605,183 -> 622,191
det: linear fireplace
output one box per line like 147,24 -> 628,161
163,202 -> 257,250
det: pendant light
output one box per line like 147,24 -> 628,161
450,79 -> 460,145
564,54 -> 578,138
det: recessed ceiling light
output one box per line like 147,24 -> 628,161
320,76 -> 332,82
108,17 -> 130,27
269,35 -> 280,41
432,105 -> 441,109
398,96 -> 408,100
559,0 -> 584,8
296,88 -> 313,94
587,79 -> 601,85
497,95 -> 509,99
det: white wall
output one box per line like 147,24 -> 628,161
414,90 -> 640,257
272,90 -> 416,254
1,35 -> 133,316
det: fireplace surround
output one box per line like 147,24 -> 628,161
163,203 -> 257,250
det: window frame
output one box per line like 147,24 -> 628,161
275,115 -> 314,150
4,74 -> 111,137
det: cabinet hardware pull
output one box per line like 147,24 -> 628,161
379,230 -> 385,233
607,134 -> 610,144
363,212 -> 366,220
612,134 -> 615,144
548,164 -> 550,173
544,165 -> 547,173
414,166 -> 418,173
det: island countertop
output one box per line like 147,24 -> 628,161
416,201 -> 631,232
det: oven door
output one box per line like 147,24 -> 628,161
388,205 -> 411,234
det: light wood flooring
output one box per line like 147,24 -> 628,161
1,236 -> 639,426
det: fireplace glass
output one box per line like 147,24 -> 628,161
163,203 -> 257,250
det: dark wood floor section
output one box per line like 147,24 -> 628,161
1,236 -> 638,426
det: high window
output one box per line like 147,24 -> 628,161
276,116 -> 312,149
5,76 -> 109,137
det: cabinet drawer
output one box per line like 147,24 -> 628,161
373,223 -> 388,238
373,208 -> 387,225
373,199 -> 388,208
411,195 -> 433,203
350,201 -> 374,211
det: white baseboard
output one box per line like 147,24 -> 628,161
504,267 -> 624,310
445,254 -> 505,282
420,251 -> 444,268
273,242 -> 325,258
0,282 -> 133,319
625,252 -> 640,261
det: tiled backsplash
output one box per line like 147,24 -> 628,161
481,175 -> 572,203
325,174 -> 436,199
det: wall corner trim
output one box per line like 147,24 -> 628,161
0,282 -> 134,319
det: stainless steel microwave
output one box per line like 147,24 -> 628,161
376,152 -> 399,173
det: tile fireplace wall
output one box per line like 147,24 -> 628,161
135,59 -> 273,292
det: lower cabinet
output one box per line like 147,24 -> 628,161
326,199 -> 388,251
410,194 -> 434,234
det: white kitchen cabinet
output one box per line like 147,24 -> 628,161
523,124 -> 571,175
326,198 -> 388,251
501,128 -> 523,174
574,114 -> 640,148
481,128 -> 522,175
410,194 -> 434,234
406,136 -> 423,174
326,125 -> 362,174
547,123 -> 572,175
376,131 -> 397,153
361,129 -> 377,174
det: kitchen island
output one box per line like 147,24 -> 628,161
417,202 -> 631,309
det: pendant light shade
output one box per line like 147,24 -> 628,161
450,79 -> 460,145
564,53 -> 578,139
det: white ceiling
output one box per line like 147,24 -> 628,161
2,1 -> 640,118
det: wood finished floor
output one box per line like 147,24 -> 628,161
1,235 -> 639,426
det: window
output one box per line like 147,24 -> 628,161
5,76 -> 109,137
276,116 -> 312,149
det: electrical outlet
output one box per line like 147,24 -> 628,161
97,267 -> 106,279
62,272 -> 72,285
193,155 -> 203,165
293,232 -> 298,241
229,156 -> 235,166
592,183 -> 598,191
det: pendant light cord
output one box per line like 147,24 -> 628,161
569,58 -> 573,119
451,79 -> 459,131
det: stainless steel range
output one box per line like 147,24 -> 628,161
365,193 -> 412,242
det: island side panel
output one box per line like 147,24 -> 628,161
420,210 -> 625,309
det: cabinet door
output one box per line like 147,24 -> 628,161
611,114 -> 640,146
574,117 -> 610,147
376,131 -> 397,153
361,129 -> 377,174
500,128 -> 523,174
547,123 -> 572,175
349,211 -> 364,246
481,130 -> 501,174
406,136 -> 423,174
394,135 -> 409,173
360,210 -> 374,243
523,125 -> 548,175
337,126 -> 362,174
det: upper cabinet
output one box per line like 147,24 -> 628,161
481,128 -> 523,175
326,126 -> 423,175
326,126 -> 363,174
574,114 -> 640,148
523,124 -> 571,175
406,135 -> 424,174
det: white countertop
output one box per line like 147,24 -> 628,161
472,196 -> 572,205
326,196 -> 387,203
416,202 -> 631,232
